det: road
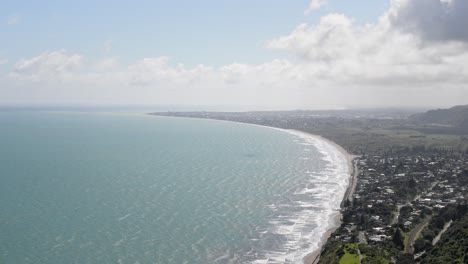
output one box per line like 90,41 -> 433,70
405,216 -> 432,254
391,205 -> 403,225
358,231 -> 367,244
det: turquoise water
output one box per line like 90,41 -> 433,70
0,112 -> 348,263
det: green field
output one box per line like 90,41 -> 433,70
339,244 -> 360,264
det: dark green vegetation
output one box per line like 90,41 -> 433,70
150,105 -> 468,264
421,220 -> 467,263
393,228 -> 404,250
416,204 -> 468,263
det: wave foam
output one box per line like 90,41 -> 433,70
253,129 -> 350,264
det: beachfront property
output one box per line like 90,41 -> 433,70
322,148 -> 468,262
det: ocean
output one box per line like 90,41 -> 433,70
0,111 -> 349,264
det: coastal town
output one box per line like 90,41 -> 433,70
152,105 -> 468,264
319,148 -> 468,263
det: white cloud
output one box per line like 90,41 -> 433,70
268,1 -> 468,89
11,50 -> 84,82
305,0 -> 328,14
93,57 -> 120,72
268,14 -> 357,62
2,0 -> 468,108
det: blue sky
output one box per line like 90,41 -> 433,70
1,0 -> 467,109
1,0 -> 388,66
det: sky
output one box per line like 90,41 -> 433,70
1,0 -> 467,110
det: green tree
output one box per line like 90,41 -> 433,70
393,228 -> 405,250
397,253 -> 415,264
408,178 -> 417,189
414,238 -> 426,253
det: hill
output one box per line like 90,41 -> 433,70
410,105 -> 468,128
421,206 -> 468,263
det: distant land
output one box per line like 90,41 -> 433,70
150,105 -> 468,154
410,105 -> 468,134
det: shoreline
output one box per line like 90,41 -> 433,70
148,114 -> 359,264
286,130 -> 358,264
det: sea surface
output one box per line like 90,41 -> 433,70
0,111 -> 349,264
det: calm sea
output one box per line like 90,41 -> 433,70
0,111 -> 348,264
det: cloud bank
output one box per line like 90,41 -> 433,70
1,0 -> 468,109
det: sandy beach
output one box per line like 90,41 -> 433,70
286,130 -> 359,264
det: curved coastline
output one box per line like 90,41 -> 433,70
280,130 -> 356,264
237,125 -> 357,263
148,114 -> 357,264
